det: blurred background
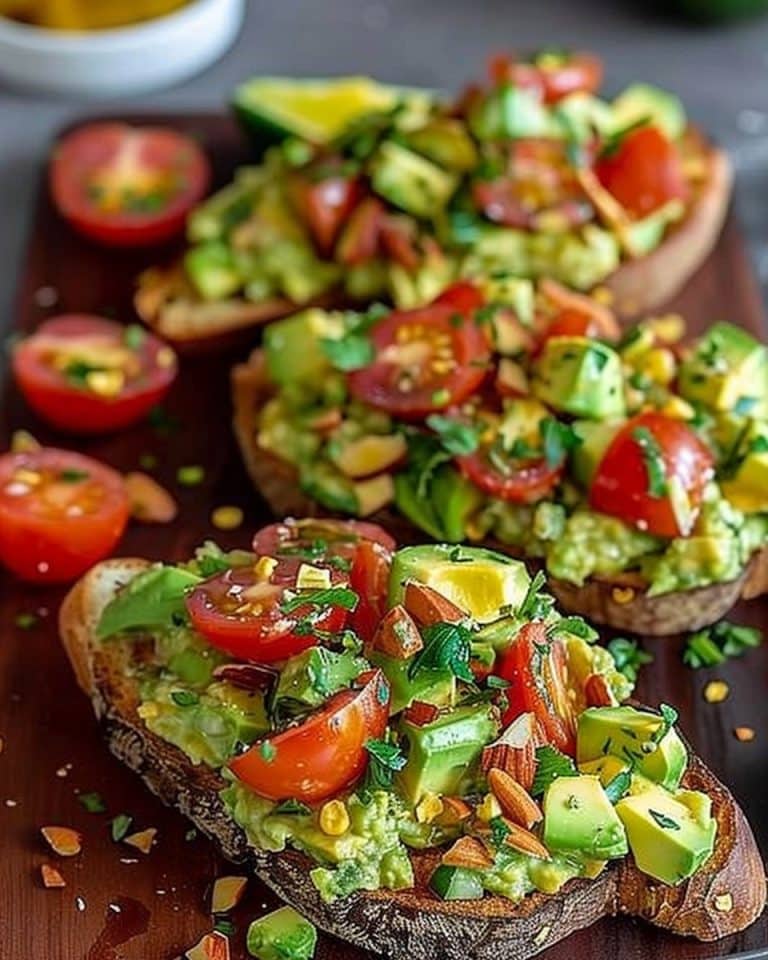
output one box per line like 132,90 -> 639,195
2,0 -> 768,325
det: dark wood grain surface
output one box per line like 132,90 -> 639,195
0,114 -> 766,960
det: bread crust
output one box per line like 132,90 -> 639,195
136,135 -> 732,345
58,560 -> 765,958
231,349 -> 767,636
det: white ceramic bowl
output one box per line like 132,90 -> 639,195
0,0 -> 245,98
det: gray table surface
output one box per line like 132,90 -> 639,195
2,0 -> 768,331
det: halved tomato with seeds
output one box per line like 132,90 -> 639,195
347,285 -> 491,419
0,447 -> 129,583
186,556 -> 353,662
13,315 -> 177,434
487,51 -> 603,104
457,445 -> 564,504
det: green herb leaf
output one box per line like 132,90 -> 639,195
259,740 -> 277,763
603,770 -> 632,804
486,675 -> 510,690
110,814 -> 133,842
123,325 -> 146,350
14,612 -> 38,630
58,468 -> 89,483
78,792 -> 106,814
531,745 -> 577,797
599,116 -> 651,159
648,808 -> 680,831
171,690 -> 199,708
408,621 -> 474,683
280,587 -> 359,615
184,828 -> 198,841
364,738 -> 407,792
274,798 -> 312,816
489,815 -> 511,848
426,415 -> 482,456
517,569 -> 553,620
214,918 -> 236,936
539,418 -> 581,468
632,426 -> 667,498
320,335 -> 374,372
549,616 -> 598,642
683,621 -> 762,669
177,465 -> 205,487
607,637 -> 654,683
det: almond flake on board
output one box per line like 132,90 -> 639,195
41,826 -> 82,857
210,876 -> 248,914
185,931 -> 231,960
734,726 -> 756,742
40,864 -> 66,889
124,472 -> 178,524
123,828 -> 157,854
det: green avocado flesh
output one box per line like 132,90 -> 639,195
101,540 -> 722,909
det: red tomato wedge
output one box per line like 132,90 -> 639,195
347,286 -> 491,419
0,447 -> 129,583
488,52 -> 603,103
13,316 -> 177,435
457,447 -> 564,504
252,518 -> 394,644
589,412 -> 714,538
228,670 -> 390,803
336,196 -> 385,266
496,622 -> 576,755
50,123 -> 210,247
380,216 -> 421,271
294,173 -> 361,256
595,125 -> 689,219
185,558 -> 352,662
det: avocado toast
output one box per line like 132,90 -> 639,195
232,281 -> 768,635
59,522 -> 765,959
136,52 -> 731,345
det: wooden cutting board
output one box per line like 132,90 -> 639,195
0,114 -> 766,960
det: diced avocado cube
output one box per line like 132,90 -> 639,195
645,535 -> 743,597
368,650 -> 456,714
187,179 -> 253,243
388,544 -> 531,624
370,141 -> 458,219
622,201 -> 684,257
397,704 -> 498,804
577,706 -> 688,791
263,308 -> 345,386
392,471 -> 447,541
611,83 -> 687,141
468,85 -> 555,140
532,336 -> 626,420
208,682 -> 271,743
570,420 -> 623,488
616,785 -> 717,885
168,647 -> 214,687
578,755 -> 632,789
722,449 -> 768,514
553,92 -> 615,142
185,241 -> 242,301
430,466 -> 484,544
430,864 -> 484,900
679,322 -> 768,417
543,775 -> 628,860
247,905 -> 317,960
299,462 -> 359,515
404,117 -> 479,172
275,647 -> 366,710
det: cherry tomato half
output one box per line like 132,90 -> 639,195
50,122 -> 210,247
228,669 -> 390,803
13,315 -> 177,435
497,622 -> 576,755
595,125 -> 689,219
457,446 -> 564,504
0,447 -> 129,583
293,172 -> 362,256
186,557 -> 351,662
488,51 -> 603,104
590,411 -> 714,538
348,285 -> 491,419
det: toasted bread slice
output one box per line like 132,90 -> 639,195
231,349 -> 767,637
59,559 -> 765,958
136,137 -> 731,346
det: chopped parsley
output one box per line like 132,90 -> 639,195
280,586 -> 358,615
58,468 -> 89,484
539,417 -> 581,468
648,809 -> 680,831
363,738 -> 407,793
274,798 -> 312,816
78,792 -> 106,814
683,621 -> 762,668
320,334 -> 374,372
110,814 -> 133,842
171,690 -> 199,708
426,415 -> 481,456
517,570 -> 554,620
608,637 -> 654,683
531,745 -> 577,797
14,613 -> 38,630
408,621 -> 474,683
632,426 -> 667,497
123,325 -> 146,350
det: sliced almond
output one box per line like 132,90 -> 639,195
734,726 -> 756,743
502,819 -> 551,861
124,472 -> 177,524
40,864 -> 66,888
372,605 -> 423,661
487,768 -> 542,830
441,836 -> 494,870
186,931 -> 231,960
41,826 -> 82,857
403,580 -> 465,626
584,674 -> 614,708
481,712 -> 538,791
403,700 -> 440,727
210,876 -> 247,914
123,828 -> 157,854
434,796 -> 472,828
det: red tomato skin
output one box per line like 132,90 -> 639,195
252,519 -> 395,560
0,448 -> 128,583
380,216 -> 421,271
589,412 -> 714,538
457,451 -> 564,504
336,196 -> 384,266
349,539 -> 392,641
496,622 -> 576,755
296,175 -> 361,256
50,123 -> 210,247
228,670 -> 390,803
186,564 -> 349,663
13,316 -> 177,435
595,126 -> 689,218
433,280 -> 485,315
347,289 -> 491,420
488,52 -> 602,103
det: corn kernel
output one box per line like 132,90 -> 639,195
476,793 -> 502,823
703,680 -> 730,704
253,556 -> 277,581
296,563 -> 331,591
714,893 -> 733,913
319,800 -> 350,836
611,586 -> 635,605
415,792 -> 444,824
138,702 -> 160,719
661,396 -> 695,421
86,369 -> 125,397
591,286 -> 614,306
211,505 -> 244,531
640,347 -> 677,386
647,313 -> 684,345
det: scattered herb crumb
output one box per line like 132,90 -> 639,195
177,465 -> 205,487
15,613 -> 38,630
78,792 -> 106,814
110,814 -> 133,843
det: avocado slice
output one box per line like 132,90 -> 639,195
532,336 -> 626,420
678,322 -> 768,417
611,83 -> 687,141
274,647 -> 367,711
397,704 -> 498,803
570,419 -> 624,488
722,448 -> 768,513
368,650 -> 456,715
388,544 -> 531,623
543,775 -> 628,860
185,241 -> 242,301
246,904 -> 317,960
430,865 -> 484,900
96,566 -> 202,640
370,141 -> 458,219
430,466 -> 485,544
616,784 -> 717,885
577,706 -> 688,791
263,308 -> 345,385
